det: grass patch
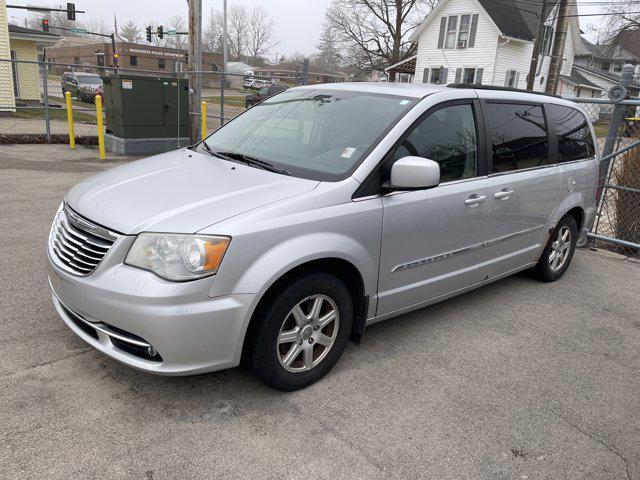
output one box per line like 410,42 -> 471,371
3,108 -> 96,123
202,95 -> 247,108
594,122 -> 609,138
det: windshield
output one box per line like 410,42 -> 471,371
77,76 -> 102,85
203,88 -> 417,181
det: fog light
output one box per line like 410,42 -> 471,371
147,346 -> 157,357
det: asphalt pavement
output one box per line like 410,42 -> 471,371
1,144 -> 639,480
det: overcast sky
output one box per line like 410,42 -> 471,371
6,0 -> 610,57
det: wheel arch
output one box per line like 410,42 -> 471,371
241,257 -> 369,361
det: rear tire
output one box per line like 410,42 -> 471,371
245,100 -> 254,109
249,272 -> 353,391
533,215 -> 578,282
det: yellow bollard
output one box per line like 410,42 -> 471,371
65,91 -> 75,150
95,95 -> 105,160
201,100 -> 207,139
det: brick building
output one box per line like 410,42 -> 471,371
46,39 -> 222,74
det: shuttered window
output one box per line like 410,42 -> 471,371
437,14 -> 479,49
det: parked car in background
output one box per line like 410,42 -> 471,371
47,83 -> 600,391
242,77 -> 256,89
245,85 -> 288,108
61,72 -> 103,103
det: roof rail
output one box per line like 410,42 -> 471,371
447,83 -> 562,99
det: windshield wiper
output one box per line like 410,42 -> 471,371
215,150 -> 291,176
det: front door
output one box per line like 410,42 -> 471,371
378,100 -> 490,315
481,101 -> 562,277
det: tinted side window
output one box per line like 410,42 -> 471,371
485,103 -> 549,173
548,104 -> 595,162
393,103 -> 478,182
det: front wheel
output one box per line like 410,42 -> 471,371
248,272 -> 353,391
532,215 -> 578,282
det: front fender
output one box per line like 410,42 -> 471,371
210,232 -> 379,300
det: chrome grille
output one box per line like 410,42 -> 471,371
48,204 -> 119,276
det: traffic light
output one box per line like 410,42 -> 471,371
146,26 -> 152,43
157,25 -> 164,39
113,53 -> 119,67
67,3 -> 76,21
41,19 -> 49,32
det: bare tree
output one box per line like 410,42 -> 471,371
27,10 -> 77,36
316,22 -> 341,69
119,20 -> 141,43
82,19 -> 110,39
228,5 -> 249,61
325,0 -> 435,81
203,8 -> 224,53
604,2 -> 640,38
165,15 -> 187,50
246,7 -> 278,61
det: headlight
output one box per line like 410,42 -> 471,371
125,233 -> 230,281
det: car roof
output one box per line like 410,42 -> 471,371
293,82 -> 448,98
290,82 -> 587,112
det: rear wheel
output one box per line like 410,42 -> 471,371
245,99 -> 254,109
533,215 -> 578,282
249,272 -> 353,391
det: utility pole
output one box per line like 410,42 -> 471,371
220,0 -> 227,126
545,0 -> 570,94
526,0 -> 549,90
188,0 -> 202,142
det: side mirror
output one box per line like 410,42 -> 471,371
390,156 -> 440,190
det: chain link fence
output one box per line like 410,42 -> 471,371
572,86 -> 640,257
0,58 -> 104,144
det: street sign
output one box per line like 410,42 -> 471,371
70,27 -> 86,34
166,29 -> 177,36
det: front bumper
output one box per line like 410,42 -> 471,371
48,251 -> 258,375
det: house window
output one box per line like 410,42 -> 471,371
541,25 -> 554,55
613,62 -> 622,72
130,56 -> 137,66
430,68 -> 441,84
463,68 -> 476,83
457,15 -> 471,48
505,70 -> 518,88
601,61 -> 610,71
445,16 -> 457,49
158,58 -> 165,69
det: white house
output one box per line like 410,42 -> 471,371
387,0 -> 601,99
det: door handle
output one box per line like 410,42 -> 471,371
494,188 -> 514,200
464,194 -> 487,207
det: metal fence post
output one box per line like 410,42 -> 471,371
602,64 -> 634,173
220,71 -> 225,126
302,58 -> 309,86
40,61 -> 51,143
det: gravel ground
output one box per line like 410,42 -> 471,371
1,144 -> 639,480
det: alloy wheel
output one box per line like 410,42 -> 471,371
549,225 -> 572,272
276,294 -> 339,373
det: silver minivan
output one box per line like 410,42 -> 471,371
47,83 -> 600,390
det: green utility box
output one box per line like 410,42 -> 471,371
102,74 -> 191,154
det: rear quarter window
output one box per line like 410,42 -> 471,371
485,103 -> 549,173
548,104 -> 595,162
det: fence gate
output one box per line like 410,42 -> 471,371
572,67 -> 640,257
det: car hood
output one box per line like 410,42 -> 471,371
65,148 -> 319,234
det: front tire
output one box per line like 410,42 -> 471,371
533,215 -> 578,282
249,272 -> 353,391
